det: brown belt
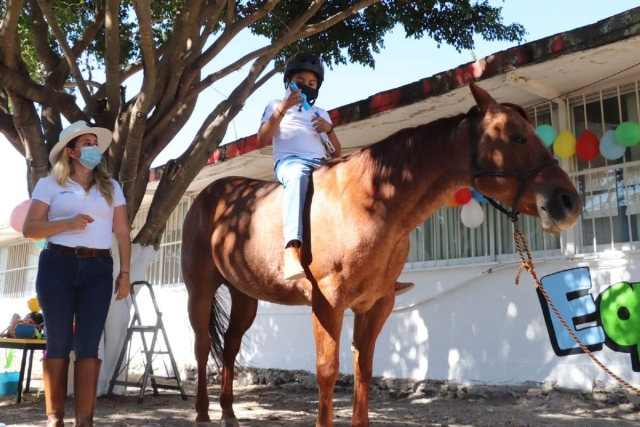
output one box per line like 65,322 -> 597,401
46,243 -> 111,258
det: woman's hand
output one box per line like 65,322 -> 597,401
312,116 -> 333,134
115,272 -> 131,301
67,214 -> 94,230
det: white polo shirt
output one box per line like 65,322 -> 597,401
260,99 -> 332,162
31,176 -> 126,249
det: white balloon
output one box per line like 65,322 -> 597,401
461,199 -> 485,228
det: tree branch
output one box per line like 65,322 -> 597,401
0,63 -> 88,123
70,5 -> 106,60
119,0 -> 159,212
0,0 -> 25,67
36,0 -> 99,117
225,0 -> 236,27
188,0 -> 383,101
29,0 -> 61,73
156,0 -> 205,90
105,0 -> 121,125
181,0 -> 282,94
133,55 -> 275,245
0,111 -> 24,156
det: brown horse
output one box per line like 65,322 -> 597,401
181,82 -> 582,427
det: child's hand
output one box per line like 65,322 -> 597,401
281,88 -> 303,111
312,116 -> 332,134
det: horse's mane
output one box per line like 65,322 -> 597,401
327,103 -> 529,196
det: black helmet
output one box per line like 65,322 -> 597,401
283,53 -> 324,89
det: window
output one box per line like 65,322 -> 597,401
132,198 -> 192,288
0,241 -> 40,299
569,83 -> 640,252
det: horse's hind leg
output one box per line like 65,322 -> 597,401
186,266 -> 222,423
219,288 -> 258,426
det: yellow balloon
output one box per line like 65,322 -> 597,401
27,296 -> 40,313
553,130 -> 577,158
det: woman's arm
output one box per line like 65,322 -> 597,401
113,204 -> 131,301
22,200 -> 93,239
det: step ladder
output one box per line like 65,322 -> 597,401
107,280 -> 187,403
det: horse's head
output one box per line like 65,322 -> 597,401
468,82 -> 582,233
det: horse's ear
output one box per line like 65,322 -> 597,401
469,81 -> 497,112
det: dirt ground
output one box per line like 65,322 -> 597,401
1,368 -> 639,426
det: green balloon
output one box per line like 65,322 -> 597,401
600,282 -> 640,354
535,124 -> 557,147
614,122 -> 640,147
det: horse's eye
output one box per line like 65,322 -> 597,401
510,133 -> 526,144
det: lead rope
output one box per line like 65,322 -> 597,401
511,219 -> 640,395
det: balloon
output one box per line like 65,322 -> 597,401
34,240 -> 47,250
553,131 -> 577,158
471,188 -> 488,203
453,188 -> 472,205
575,130 -> 600,161
600,130 -> 626,160
445,196 -> 460,208
615,122 -> 640,147
27,297 -> 40,313
535,124 -> 557,147
461,199 -> 485,228
9,199 -> 31,234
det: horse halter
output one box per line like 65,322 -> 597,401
469,113 -> 559,222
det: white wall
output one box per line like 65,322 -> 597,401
4,251 -> 638,391
139,252 -> 640,391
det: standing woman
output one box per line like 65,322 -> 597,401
23,121 -> 131,427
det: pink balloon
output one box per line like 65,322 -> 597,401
10,199 -> 31,233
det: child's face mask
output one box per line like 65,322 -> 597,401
297,84 -> 319,105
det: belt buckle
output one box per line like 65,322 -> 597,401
74,246 -> 91,258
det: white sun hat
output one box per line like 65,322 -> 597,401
48,121 -> 113,165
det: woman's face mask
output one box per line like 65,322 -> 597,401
72,145 -> 102,170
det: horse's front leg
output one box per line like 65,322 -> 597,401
311,285 -> 345,427
351,293 -> 395,427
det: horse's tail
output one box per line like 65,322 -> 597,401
208,290 -> 229,368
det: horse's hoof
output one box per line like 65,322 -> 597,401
195,414 -> 212,423
220,419 -> 240,427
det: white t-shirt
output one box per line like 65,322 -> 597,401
31,176 -> 126,249
260,99 -> 332,162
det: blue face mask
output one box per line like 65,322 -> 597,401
77,146 -> 102,170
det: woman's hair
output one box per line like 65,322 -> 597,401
51,133 -> 115,205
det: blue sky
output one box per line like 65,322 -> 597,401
1,0 -> 639,221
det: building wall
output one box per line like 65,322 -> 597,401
113,250 -> 639,390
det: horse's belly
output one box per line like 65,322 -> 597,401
219,267 -> 313,306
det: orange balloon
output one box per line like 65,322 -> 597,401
445,196 -> 461,208
10,200 -> 31,233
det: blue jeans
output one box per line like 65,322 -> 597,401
36,249 -> 114,359
274,156 -> 324,246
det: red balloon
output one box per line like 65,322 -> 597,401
576,130 -> 600,161
10,200 -> 31,234
453,188 -> 473,205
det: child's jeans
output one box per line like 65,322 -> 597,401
36,248 -> 113,359
274,155 -> 324,246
